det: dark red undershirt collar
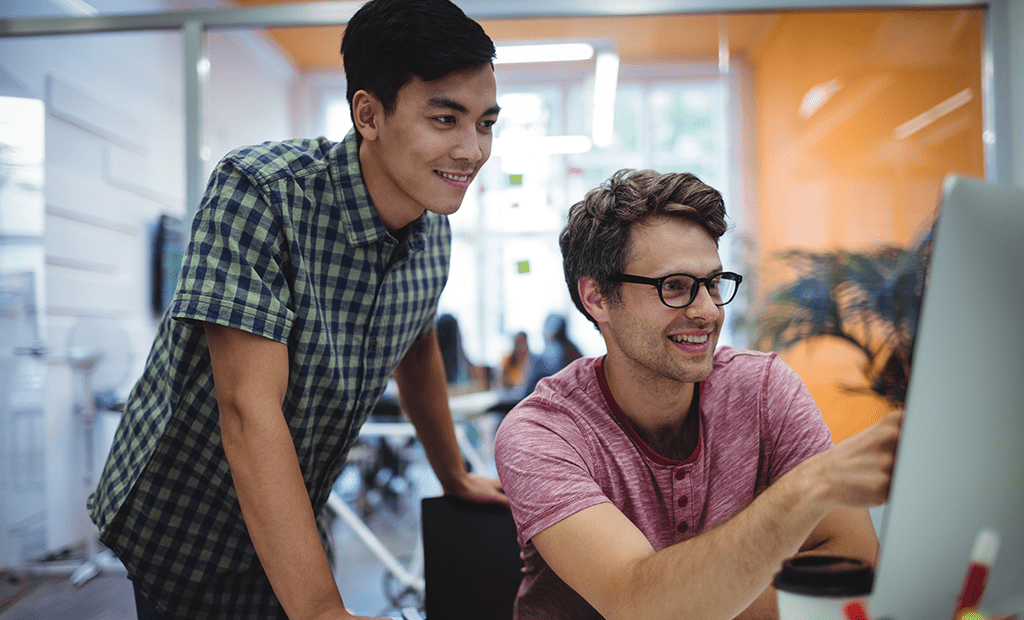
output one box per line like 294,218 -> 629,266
593,356 -> 704,467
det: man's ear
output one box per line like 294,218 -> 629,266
579,277 -> 610,324
352,89 -> 381,141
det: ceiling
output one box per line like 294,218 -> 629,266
229,0 -> 779,71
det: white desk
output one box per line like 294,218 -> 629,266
447,389 -> 501,420
358,420 -> 488,479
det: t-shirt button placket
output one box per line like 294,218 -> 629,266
675,468 -> 690,534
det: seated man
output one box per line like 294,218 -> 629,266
494,169 -> 902,620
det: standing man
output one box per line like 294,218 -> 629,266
494,169 -> 902,619
88,1 -> 504,619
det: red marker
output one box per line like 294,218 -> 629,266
844,600 -> 871,620
952,528 -> 1001,620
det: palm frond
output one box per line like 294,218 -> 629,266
754,213 -> 937,407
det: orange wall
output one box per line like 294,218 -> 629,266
747,9 -> 985,441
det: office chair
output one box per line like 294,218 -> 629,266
402,495 -> 524,620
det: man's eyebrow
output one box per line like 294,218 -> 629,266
659,264 -> 723,278
427,96 -> 501,117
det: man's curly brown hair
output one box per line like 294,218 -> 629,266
559,169 -> 729,326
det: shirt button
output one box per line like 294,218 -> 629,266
678,495 -> 688,508
674,469 -> 687,480
368,338 -> 379,350
677,521 -> 688,533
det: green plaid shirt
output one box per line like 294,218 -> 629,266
87,130 -> 450,618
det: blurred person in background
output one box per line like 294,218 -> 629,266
500,331 -> 532,390
437,312 -> 490,393
521,313 -> 583,397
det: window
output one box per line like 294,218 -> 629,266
438,61 -> 744,368
322,91 -> 352,141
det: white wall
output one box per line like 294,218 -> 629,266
0,0 -> 296,557
205,29 -> 298,169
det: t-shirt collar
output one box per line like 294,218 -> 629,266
595,355 -> 704,466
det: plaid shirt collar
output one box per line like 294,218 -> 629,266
334,128 -> 429,252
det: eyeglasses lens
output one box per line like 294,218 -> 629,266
661,274 -> 738,307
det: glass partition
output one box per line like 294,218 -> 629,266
0,94 -> 47,568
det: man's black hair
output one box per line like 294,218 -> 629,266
341,0 -> 496,118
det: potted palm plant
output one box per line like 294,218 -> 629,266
754,213 -> 936,409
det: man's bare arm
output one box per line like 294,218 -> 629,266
392,330 -> 506,505
532,410 -> 901,620
207,323 -> 383,620
733,506 -> 878,620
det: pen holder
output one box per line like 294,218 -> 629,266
774,555 -> 874,620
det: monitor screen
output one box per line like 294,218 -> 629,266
152,214 -> 184,315
870,176 -> 1024,620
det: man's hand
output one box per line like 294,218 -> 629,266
527,409 -> 903,620
444,472 -> 507,506
393,331 -> 509,508
729,411 -> 901,620
804,409 -> 903,509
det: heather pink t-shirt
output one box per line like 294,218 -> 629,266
494,346 -> 834,619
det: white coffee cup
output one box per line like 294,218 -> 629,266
774,555 -> 874,620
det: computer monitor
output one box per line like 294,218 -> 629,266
152,213 -> 184,315
870,175 -> 1024,620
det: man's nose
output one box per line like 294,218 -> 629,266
684,283 -> 721,321
451,126 -> 486,163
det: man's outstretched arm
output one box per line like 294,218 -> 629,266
531,410 -> 901,620
734,505 -> 878,619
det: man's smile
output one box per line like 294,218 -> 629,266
436,170 -> 473,184
669,332 -> 710,345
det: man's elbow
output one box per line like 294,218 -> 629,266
216,389 -> 281,445
217,395 -> 250,445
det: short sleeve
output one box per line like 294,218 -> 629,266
762,356 -> 834,483
169,160 -> 296,344
494,402 -> 610,542
416,310 -> 437,341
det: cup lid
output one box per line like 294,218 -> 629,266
773,555 -> 874,597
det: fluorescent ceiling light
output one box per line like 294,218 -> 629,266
494,43 -> 595,65
591,52 -> 619,148
718,16 -> 730,74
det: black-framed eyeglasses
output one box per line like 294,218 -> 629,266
609,271 -> 743,309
